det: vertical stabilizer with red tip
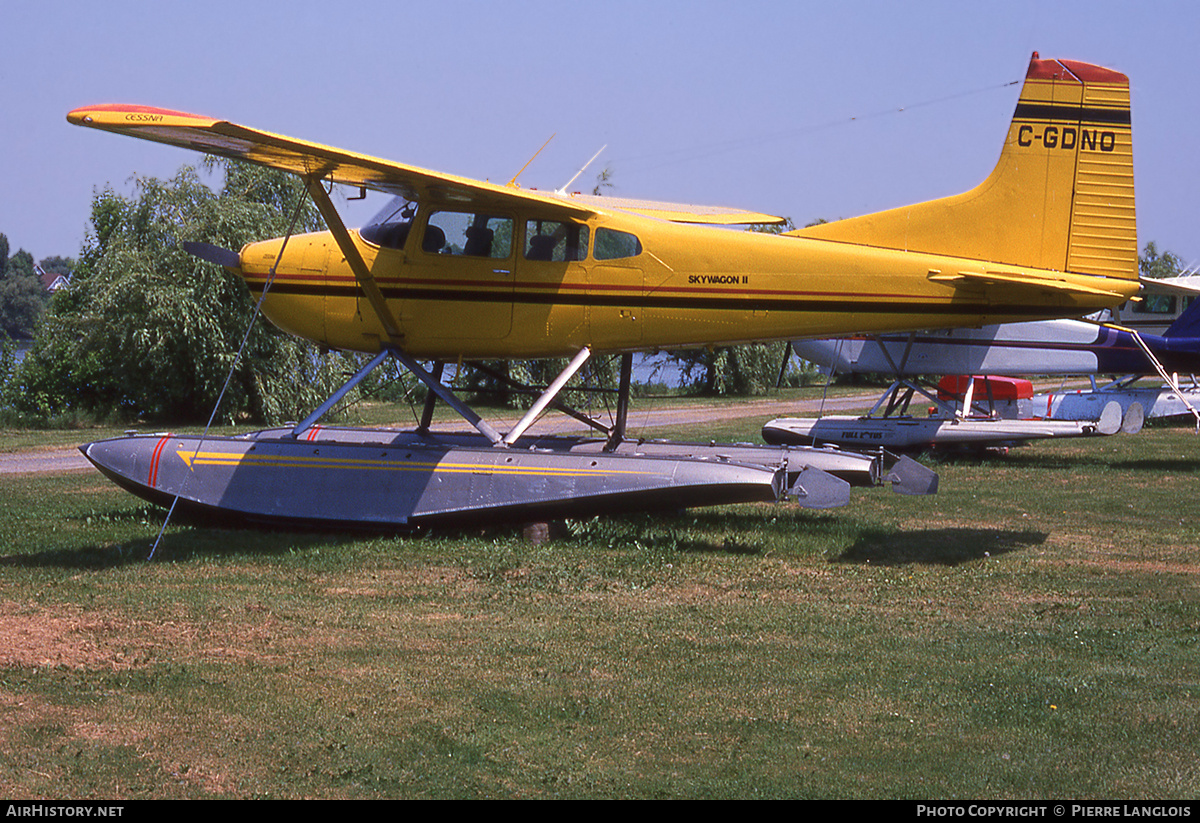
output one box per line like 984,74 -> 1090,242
792,53 -> 1136,283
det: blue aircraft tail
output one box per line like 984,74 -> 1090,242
1163,297 -> 1200,339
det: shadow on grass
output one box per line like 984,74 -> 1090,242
994,454 -> 1200,474
928,447 -> 1200,475
0,505 -> 369,570
832,526 -> 1048,566
568,508 -> 850,557
6,498 -> 616,570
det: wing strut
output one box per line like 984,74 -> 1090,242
303,177 -> 404,344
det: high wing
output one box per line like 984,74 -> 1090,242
66,104 -> 784,226
551,193 -> 785,225
1140,274 -> 1200,299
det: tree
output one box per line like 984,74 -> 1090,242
0,239 -> 47,339
1130,241 -> 1188,316
669,343 -> 794,396
38,255 -> 75,277
11,160 -> 363,423
1139,240 -> 1184,280
592,166 -> 614,196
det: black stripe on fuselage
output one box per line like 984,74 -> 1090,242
248,281 -> 1093,318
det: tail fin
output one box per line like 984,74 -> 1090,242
791,53 -> 1136,282
1163,297 -> 1200,339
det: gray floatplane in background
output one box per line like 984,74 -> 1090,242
782,276 -> 1200,444
763,374 -> 1141,453
764,281 -> 1200,452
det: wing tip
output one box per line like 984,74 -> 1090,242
67,104 -> 215,128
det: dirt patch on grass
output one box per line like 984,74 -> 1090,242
0,688 -> 89,751
1042,533 -> 1200,576
0,597 -> 307,673
0,600 -> 150,671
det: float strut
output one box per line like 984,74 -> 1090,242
503,347 -> 591,446
605,353 -> 633,450
390,349 -> 504,444
291,349 -> 390,438
417,361 -> 444,433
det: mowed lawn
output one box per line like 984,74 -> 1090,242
0,417 -> 1197,799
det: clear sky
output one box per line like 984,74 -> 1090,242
3,0 -> 1198,269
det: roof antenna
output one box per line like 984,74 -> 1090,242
557,145 -> 607,194
508,133 -> 555,187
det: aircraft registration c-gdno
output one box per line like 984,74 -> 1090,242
69,53 -> 1139,528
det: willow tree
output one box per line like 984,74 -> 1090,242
13,160 -> 361,423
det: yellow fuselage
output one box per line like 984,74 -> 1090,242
240,208 -> 1139,360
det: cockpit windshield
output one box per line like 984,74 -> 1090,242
360,196 -> 417,249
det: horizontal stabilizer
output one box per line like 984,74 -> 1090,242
927,269 -> 1130,300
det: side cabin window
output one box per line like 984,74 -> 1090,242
524,219 -> 589,262
423,211 -> 513,259
594,228 -> 642,261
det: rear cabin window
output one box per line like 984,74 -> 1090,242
594,228 -> 642,260
524,220 -> 589,262
423,211 -> 513,258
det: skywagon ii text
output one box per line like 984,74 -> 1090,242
687,275 -> 747,284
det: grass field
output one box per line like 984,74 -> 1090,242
1,412 -> 1197,799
